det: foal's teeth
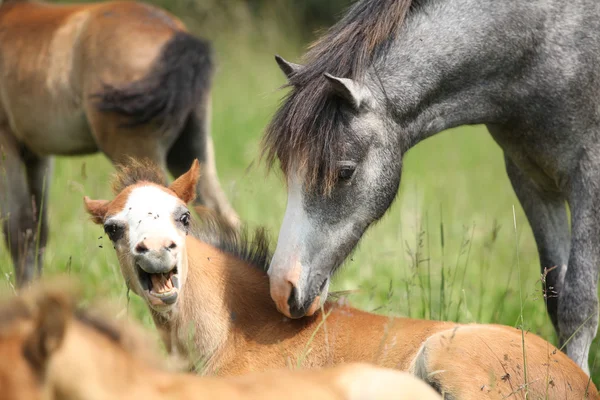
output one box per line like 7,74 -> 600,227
148,271 -> 178,295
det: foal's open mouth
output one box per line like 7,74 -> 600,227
137,265 -> 180,306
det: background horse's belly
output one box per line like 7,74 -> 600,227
12,107 -> 97,156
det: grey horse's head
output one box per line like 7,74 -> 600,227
263,55 -> 403,318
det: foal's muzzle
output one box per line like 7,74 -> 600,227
135,253 -> 177,275
133,237 -> 181,309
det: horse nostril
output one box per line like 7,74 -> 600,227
167,241 -> 177,251
135,241 -> 148,254
287,285 -> 298,306
287,286 -> 306,319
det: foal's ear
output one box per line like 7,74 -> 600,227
24,294 -> 69,372
275,55 -> 303,80
169,159 -> 201,204
324,73 -> 372,110
83,197 -> 110,224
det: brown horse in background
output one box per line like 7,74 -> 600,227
0,281 -> 442,400
0,0 -> 238,287
84,159 -> 599,399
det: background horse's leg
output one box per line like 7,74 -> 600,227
167,101 -> 240,228
0,129 -> 39,287
560,166 -> 600,375
23,150 -> 53,281
504,155 -> 570,331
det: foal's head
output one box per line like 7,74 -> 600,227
0,282 -> 165,400
84,159 -> 201,312
0,283 -> 104,400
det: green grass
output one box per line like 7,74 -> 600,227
1,1 -> 599,387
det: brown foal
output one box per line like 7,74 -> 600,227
0,0 -> 238,288
0,282 -> 442,400
84,159 -> 599,399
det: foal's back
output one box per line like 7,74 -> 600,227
329,306 -> 597,399
226,298 -> 596,398
413,324 -> 597,399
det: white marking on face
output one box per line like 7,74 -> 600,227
269,172 -> 315,299
111,185 -> 185,254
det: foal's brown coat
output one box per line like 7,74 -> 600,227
0,283 -> 442,400
0,0 -> 237,288
84,161 -> 599,400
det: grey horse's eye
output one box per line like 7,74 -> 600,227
338,166 -> 356,181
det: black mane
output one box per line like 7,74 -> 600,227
262,0 -> 414,191
189,208 -> 272,274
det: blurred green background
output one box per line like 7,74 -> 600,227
1,0 -> 598,384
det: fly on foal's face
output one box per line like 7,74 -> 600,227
84,161 -> 200,313
268,59 -> 403,319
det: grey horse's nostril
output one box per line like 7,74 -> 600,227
288,285 -> 298,305
287,286 -> 306,319
167,241 -> 177,251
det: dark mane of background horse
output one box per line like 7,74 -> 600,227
262,0 -> 414,192
110,159 -> 272,273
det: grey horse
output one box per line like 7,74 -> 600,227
263,0 -> 600,374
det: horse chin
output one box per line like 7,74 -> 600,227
145,288 -> 179,311
305,278 -> 330,316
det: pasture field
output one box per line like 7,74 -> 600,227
1,0 -> 599,386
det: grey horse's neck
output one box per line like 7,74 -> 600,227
369,0 -> 596,148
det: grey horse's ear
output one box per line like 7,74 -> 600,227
275,55 -> 303,79
324,73 -> 372,110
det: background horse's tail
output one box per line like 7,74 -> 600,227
93,31 -> 214,131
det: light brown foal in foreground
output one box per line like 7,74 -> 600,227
84,159 -> 599,399
0,0 -> 238,288
0,282 -> 442,400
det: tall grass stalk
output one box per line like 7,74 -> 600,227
439,204 -> 445,321
513,205 -> 529,399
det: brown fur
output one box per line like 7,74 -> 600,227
0,0 -> 238,287
262,0 -> 414,192
0,282 -> 441,400
169,159 -> 201,204
157,237 -> 599,399
84,160 -> 600,399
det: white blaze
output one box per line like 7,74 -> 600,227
110,185 -> 184,254
269,173 -> 315,299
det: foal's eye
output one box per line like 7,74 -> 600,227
179,212 -> 191,227
103,221 -> 124,242
338,166 -> 356,182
